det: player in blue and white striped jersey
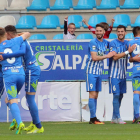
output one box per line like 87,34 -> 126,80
129,26 -> 140,123
109,25 -> 136,124
86,24 -> 116,124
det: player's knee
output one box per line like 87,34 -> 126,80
89,92 -> 98,99
26,92 -> 36,95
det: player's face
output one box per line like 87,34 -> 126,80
6,32 -> 16,40
68,25 -> 76,35
95,27 -> 105,40
117,28 -> 126,40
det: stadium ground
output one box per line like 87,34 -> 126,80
0,121 -> 140,140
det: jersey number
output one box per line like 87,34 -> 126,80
133,44 -> 140,54
4,48 -> 15,64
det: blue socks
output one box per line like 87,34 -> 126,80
133,94 -> 139,119
88,98 -> 97,118
119,94 -> 123,108
112,94 -> 120,119
10,103 -> 22,125
26,94 -> 42,128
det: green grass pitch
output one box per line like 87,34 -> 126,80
0,121 -> 140,140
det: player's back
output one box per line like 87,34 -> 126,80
129,37 -> 140,65
23,40 -> 37,69
129,37 -> 140,77
0,37 -> 24,76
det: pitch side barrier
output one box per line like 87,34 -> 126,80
29,39 -> 133,82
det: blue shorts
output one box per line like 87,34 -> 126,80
0,77 -> 4,99
132,77 -> 140,91
3,75 -> 25,100
86,74 -> 102,92
109,78 -> 126,94
25,65 -> 41,92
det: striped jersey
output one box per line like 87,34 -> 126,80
86,38 -> 109,75
129,37 -> 140,78
109,39 -> 129,79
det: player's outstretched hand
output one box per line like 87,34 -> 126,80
128,44 -> 136,53
0,55 -> 3,61
106,51 -> 116,58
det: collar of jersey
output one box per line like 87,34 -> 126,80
95,38 -> 104,43
135,37 -> 140,40
0,40 -> 8,45
116,39 -> 125,44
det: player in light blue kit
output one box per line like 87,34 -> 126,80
86,24 -> 116,124
129,26 -> 140,124
0,27 -> 30,134
109,25 -> 135,124
0,65 -> 4,99
0,25 -> 44,134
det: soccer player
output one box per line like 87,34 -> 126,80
0,25 -> 44,134
0,65 -> 4,99
0,27 -> 30,134
109,25 -> 136,124
82,18 -> 115,38
86,24 -> 116,124
63,16 -> 76,39
129,26 -> 140,123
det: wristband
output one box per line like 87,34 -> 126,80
125,51 -> 129,55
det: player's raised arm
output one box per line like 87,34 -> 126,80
18,32 -> 30,40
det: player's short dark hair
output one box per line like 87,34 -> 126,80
5,25 -> 17,34
96,24 -> 104,29
0,27 -> 6,37
132,26 -> 140,37
117,25 -> 126,31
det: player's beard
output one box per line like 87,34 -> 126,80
96,34 -> 104,40
118,35 -> 125,40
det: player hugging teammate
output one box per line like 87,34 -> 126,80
0,26 -> 44,134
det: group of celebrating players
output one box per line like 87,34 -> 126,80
0,25 -> 44,134
64,16 -> 140,125
0,16 -> 139,135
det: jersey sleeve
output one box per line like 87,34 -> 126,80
109,41 -> 118,53
2,41 -> 26,60
64,19 -> 68,35
88,25 -> 95,34
89,41 -> 98,52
